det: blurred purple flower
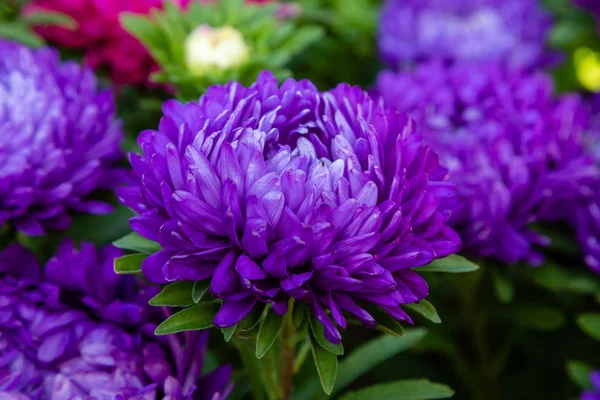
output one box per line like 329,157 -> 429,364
118,71 -> 461,344
378,0 -> 555,70
376,62 -> 598,265
0,39 -> 123,236
582,371 -> 600,400
0,243 -> 232,399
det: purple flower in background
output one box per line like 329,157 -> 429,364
573,95 -> 600,274
0,243 -> 232,399
0,39 -> 123,236
118,71 -> 461,344
582,371 -> 600,400
378,0 -> 554,70
376,62 -> 598,265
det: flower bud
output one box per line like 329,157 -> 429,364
184,25 -> 249,75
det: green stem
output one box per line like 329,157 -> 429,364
294,338 -> 311,373
233,335 -> 267,400
279,304 -> 297,400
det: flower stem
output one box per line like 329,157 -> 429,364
279,303 -> 296,400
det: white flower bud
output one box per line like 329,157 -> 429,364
184,25 -> 249,76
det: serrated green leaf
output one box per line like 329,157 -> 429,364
23,11 -> 77,30
155,301 -> 220,335
309,315 -> 344,356
418,255 -> 479,273
294,328 -> 427,400
405,300 -> 441,324
148,281 -> 195,306
567,360 -> 595,389
192,280 -> 210,303
492,270 -> 514,304
112,232 -> 161,254
113,254 -> 147,274
310,334 -> 338,395
578,313 -> 600,341
512,305 -> 566,331
222,325 -> 237,342
256,307 -> 284,359
339,379 -> 454,400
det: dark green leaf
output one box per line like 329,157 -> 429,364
339,379 -> 454,400
293,302 -> 307,328
310,334 -> 338,395
567,360 -> 595,389
192,280 -> 210,303
417,255 -> 479,273
155,301 -> 220,335
405,300 -> 441,323
578,313 -> 600,341
294,328 -> 427,400
362,305 -> 405,337
113,254 -> 147,274
309,315 -> 344,356
113,232 -> 161,254
222,325 -> 237,342
148,281 -> 195,306
512,305 -> 566,331
493,270 -> 514,303
256,307 -> 284,359
239,304 -> 264,331
526,263 -> 600,294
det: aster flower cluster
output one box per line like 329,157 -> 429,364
378,0 -> 555,70
0,242 -> 232,399
376,62 -> 599,265
0,39 -> 122,236
118,70 -> 462,344
582,371 -> 600,400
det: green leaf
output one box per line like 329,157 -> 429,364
339,379 -> 454,400
310,334 -> 338,395
309,315 -> 344,356
294,328 -> 427,400
148,281 -> 195,306
567,360 -> 595,389
155,301 -> 220,335
525,263 -> 600,294
293,302 -> 307,328
492,270 -> 514,304
417,255 -> 479,273
405,300 -> 441,324
511,305 -> 566,331
239,304 -> 264,331
113,233 -> 161,254
222,325 -> 237,342
113,254 -> 147,274
192,280 -> 210,303
0,23 -> 44,47
256,307 -> 284,359
578,313 -> 600,341
23,11 -> 77,30
362,305 -> 405,337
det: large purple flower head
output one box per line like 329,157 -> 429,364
378,0 -> 554,70
0,243 -> 232,399
582,371 -> 600,400
118,71 -> 462,344
376,62 -> 599,265
0,39 -> 123,236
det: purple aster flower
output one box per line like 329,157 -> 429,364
117,71 -> 461,344
0,243 -> 232,399
582,371 -> 600,400
0,39 -> 123,236
376,62 -> 599,265
572,95 -> 600,274
378,0 -> 555,70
